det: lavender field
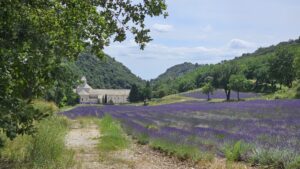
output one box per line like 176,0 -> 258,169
182,89 -> 260,100
63,99 -> 300,158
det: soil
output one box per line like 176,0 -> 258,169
65,120 -> 254,169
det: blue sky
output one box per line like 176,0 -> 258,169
104,0 -> 300,80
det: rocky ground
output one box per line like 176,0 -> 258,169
65,120 -> 253,169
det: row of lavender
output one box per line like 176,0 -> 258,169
62,99 -> 300,155
181,89 -> 260,99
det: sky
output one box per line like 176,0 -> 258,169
104,0 -> 300,80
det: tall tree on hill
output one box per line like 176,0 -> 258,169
269,49 -> 296,88
0,0 -> 167,142
212,63 -> 239,101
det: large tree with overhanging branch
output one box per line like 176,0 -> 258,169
0,0 -> 167,141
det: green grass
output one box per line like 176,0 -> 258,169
31,99 -> 59,115
98,114 -> 129,152
149,139 -> 207,162
28,116 -> 74,169
148,94 -> 200,105
0,100 -> 74,169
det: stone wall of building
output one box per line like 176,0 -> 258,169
76,76 -> 130,104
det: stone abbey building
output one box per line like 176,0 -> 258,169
76,77 -> 130,104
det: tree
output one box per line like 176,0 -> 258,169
269,49 -> 296,88
202,82 -> 214,101
229,74 -> 247,101
295,53 -> 300,79
44,62 -> 81,107
0,0 -> 167,142
212,63 -> 239,101
128,84 -> 141,103
142,81 -> 152,103
178,79 -> 196,92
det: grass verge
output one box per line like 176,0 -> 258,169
0,100 -> 74,169
98,114 -> 129,152
149,139 -> 205,161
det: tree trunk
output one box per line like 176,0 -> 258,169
225,89 -> 231,101
207,93 -> 210,101
237,90 -> 240,101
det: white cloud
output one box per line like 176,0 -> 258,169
228,39 -> 255,49
104,38 -> 258,79
152,23 -> 173,33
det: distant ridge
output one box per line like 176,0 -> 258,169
152,62 -> 201,83
75,52 -> 145,89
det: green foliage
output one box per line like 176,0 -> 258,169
0,99 -> 49,142
287,156 -> 300,169
150,139 -> 202,161
250,148 -> 294,169
224,141 -> 250,162
44,62 -> 81,107
212,63 -> 240,101
0,0 -> 167,141
295,51 -> 300,79
229,74 -> 248,100
152,62 -> 201,85
142,81 -> 152,100
76,52 -> 145,89
269,48 -> 296,88
31,100 -> 58,115
28,116 -> 73,169
0,115 -> 73,169
178,79 -> 196,92
136,133 -> 150,145
98,115 -> 128,152
151,37 -> 300,97
202,82 -> 214,100
128,84 -> 144,103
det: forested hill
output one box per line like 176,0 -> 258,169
151,37 -> 300,97
152,62 -> 201,83
76,52 -> 145,89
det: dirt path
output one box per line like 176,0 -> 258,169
65,120 -> 102,169
65,120 -> 252,169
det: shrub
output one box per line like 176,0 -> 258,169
224,141 -> 250,162
136,133 -> 149,145
250,148 -> 294,169
31,100 -> 58,115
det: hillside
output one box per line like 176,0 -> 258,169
152,62 -> 201,83
152,37 -> 300,97
76,52 -> 145,89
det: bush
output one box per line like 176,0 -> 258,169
250,148 -> 294,169
31,100 -> 58,115
224,141 -> 250,162
136,133 -> 149,145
